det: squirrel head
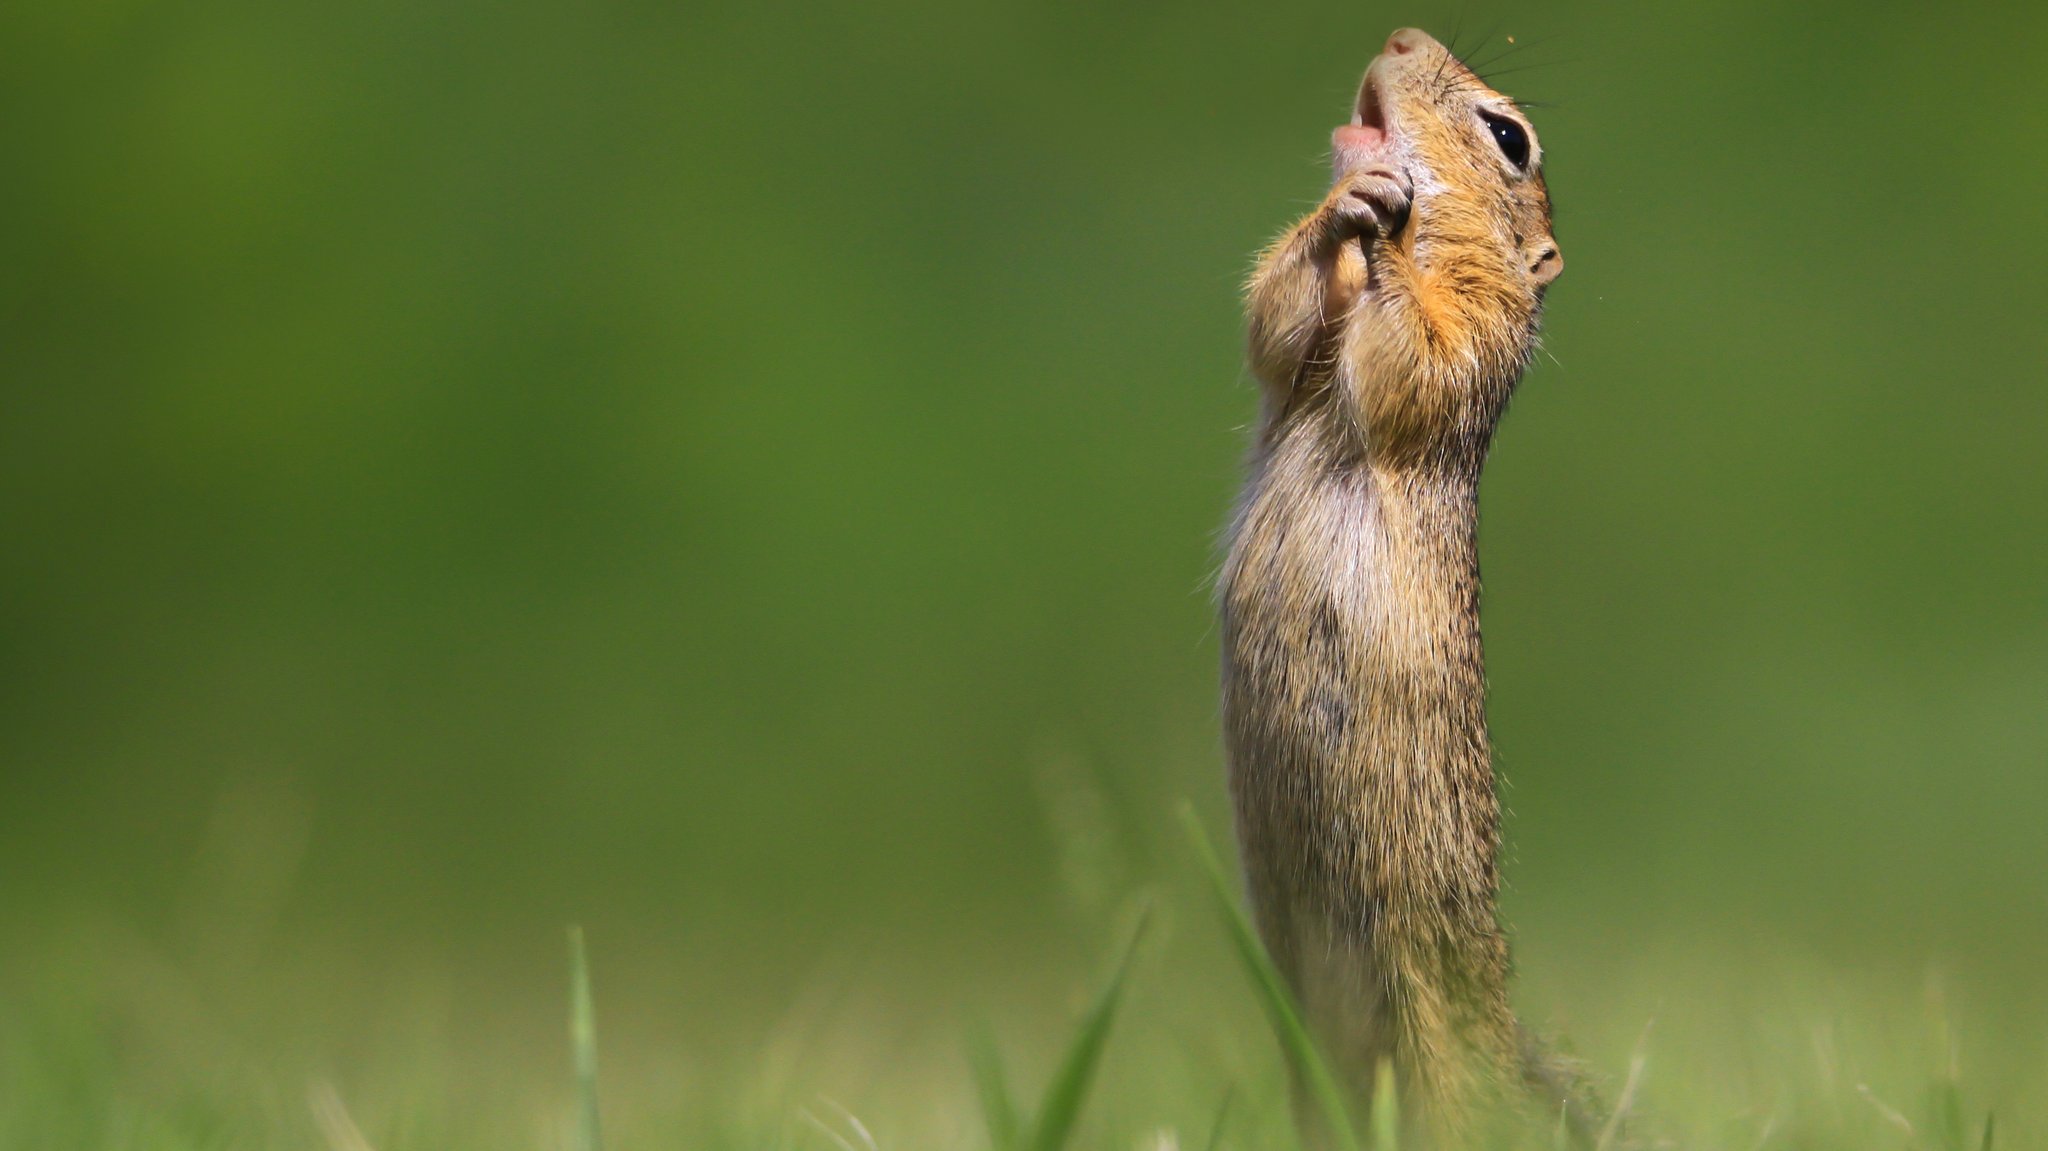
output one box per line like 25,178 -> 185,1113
1335,28 -> 1562,296
1327,28 -> 1562,461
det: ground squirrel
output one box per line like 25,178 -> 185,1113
1220,27 -> 1595,1147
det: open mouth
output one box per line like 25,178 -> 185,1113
1330,68 -> 1390,171
1350,69 -> 1388,145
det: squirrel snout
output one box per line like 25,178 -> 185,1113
1383,28 -> 1430,56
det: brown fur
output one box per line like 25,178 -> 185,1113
1221,28 -> 1579,1146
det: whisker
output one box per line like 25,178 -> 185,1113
1460,18 -> 1508,78
1497,31 -> 1565,62
1470,31 -> 1570,87
1468,37 -> 1537,76
1474,59 -> 1578,84
1474,17 -> 1508,57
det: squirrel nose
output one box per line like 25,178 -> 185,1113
1384,28 -> 1430,55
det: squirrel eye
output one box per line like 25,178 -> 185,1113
1480,112 -> 1531,171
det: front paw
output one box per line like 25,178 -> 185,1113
1327,166 -> 1413,242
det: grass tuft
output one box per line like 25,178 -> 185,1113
969,1023 -> 1023,1151
1179,802 -> 1362,1151
1022,906 -> 1151,1151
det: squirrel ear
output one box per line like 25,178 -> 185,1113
1530,241 -> 1563,286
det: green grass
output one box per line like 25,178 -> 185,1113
975,907 -> 1149,1151
0,834 -> 2034,1151
1180,804 -> 1361,1151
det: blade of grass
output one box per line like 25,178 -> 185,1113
1856,1084 -> 1915,1141
801,1109 -> 862,1151
1931,1078 -> 1967,1151
568,925 -> 604,1151
1980,1113 -> 1995,1151
803,1100 -> 877,1151
1370,1058 -> 1399,1151
307,1081 -> 378,1151
1200,1085 -> 1236,1151
968,1023 -> 1022,1151
1593,1022 -> 1652,1151
1746,1111 -> 1779,1151
1179,804 -> 1362,1151
1023,906 -> 1152,1151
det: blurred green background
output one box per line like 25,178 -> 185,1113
3,0 -> 2046,1131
